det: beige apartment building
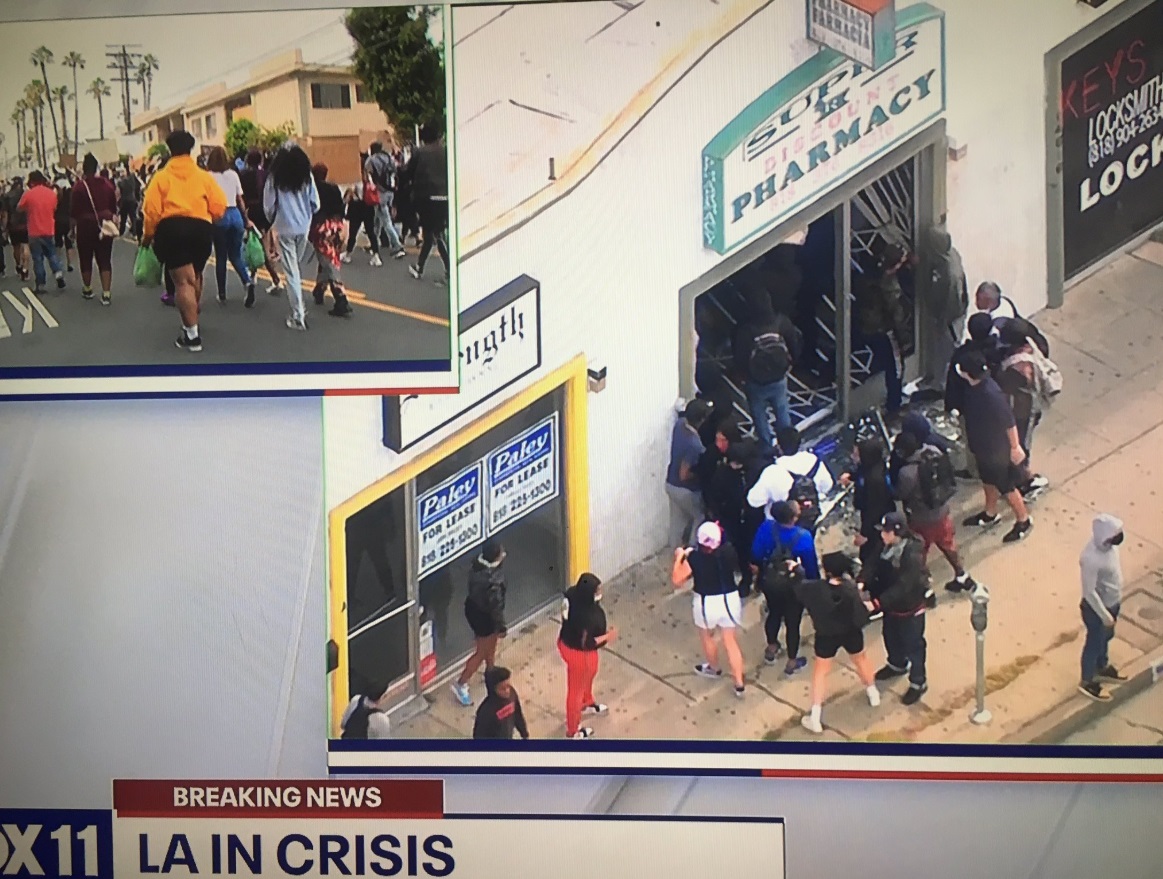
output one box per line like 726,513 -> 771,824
131,49 -> 397,183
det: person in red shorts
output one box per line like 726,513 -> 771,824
893,430 -> 975,594
557,573 -> 617,739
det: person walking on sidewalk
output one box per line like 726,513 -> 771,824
751,500 -> 819,675
472,667 -> 530,741
206,146 -> 257,307
997,316 -> 1056,501
263,143 -> 321,332
956,350 -> 1034,543
308,163 -> 353,318
666,399 -> 711,548
558,573 -> 617,740
838,436 -> 897,603
451,539 -> 508,707
1078,514 -> 1128,702
117,167 -> 143,240
240,149 -> 283,293
4,178 -> 30,281
671,521 -> 747,698
793,552 -> 881,733
70,155 -> 118,305
705,438 -> 765,597
869,512 -> 931,705
892,431 -> 975,594
406,121 -> 450,283
18,172 -> 67,294
364,141 -> 407,265
52,177 -> 76,275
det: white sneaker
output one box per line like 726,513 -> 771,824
582,703 -> 609,716
800,714 -> 824,734
340,252 -> 352,264
369,254 -> 383,267
285,316 -> 308,331
569,728 -> 594,739
867,687 -> 881,707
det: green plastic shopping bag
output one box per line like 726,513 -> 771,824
244,229 -> 266,273
133,245 -> 163,288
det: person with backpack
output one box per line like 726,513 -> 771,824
751,500 -> 819,675
666,399 -> 712,548
557,573 -> 616,740
705,438 -> 765,597
340,681 -> 391,739
998,317 -> 1058,500
925,224 -> 968,377
961,280 -> 1019,342
869,512 -> 931,705
364,141 -> 406,263
893,431 -> 975,594
838,436 -> 897,602
956,350 -> 1034,544
734,300 -> 803,451
854,241 -> 910,419
671,521 -> 747,697
451,539 -> 508,707
772,426 -> 833,533
472,667 -> 531,740
792,552 -> 882,733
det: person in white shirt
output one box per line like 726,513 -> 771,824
961,281 -> 1018,341
747,426 -> 834,529
340,682 -> 392,739
206,146 -> 257,307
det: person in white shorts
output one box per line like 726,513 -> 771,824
671,521 -> 747,697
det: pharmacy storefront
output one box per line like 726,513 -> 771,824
326,276 -> 590,734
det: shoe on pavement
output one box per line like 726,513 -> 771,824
175,333 -> 203,353
867,609 -> 884,623
451,682 -> 473,707
800,714 -> 824,734
286,316 -> 308,332
867,687 -> 881,707
569,728 -> 594,739
369,253 -> 383,267
33,286 -> 47,295
764,645 -> 784,665
100,292 -> 111,307
329,301 -> 353,318
1097,665 -> 1127,682
218,291 -> 227,304
1003,519 -> 1033,543
694,663 -> 723,679
901,683 -> 928,706
945,574 -> 974,593
1078,681 -> 1111,702
784,656 -> 807,676
55,272 -> 66,289
582,703 -> 609,716
925,588 -> 938,609
408,263 -> 423,280
244,283 -> 256,309
340,252 -> 352,264
963,511 -> 1000,528
82,287 -> 94,300
875,663 -> 909,681
312,286 -> 325,305
392,249 -> 406,260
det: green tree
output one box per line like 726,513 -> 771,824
61,52 -> 85,156
31,47 -> 61,157
146,142 -> 169,162
224,118 -> 260,158
52,86 -> 70,155
256,121 -> 296,153
345,6 -> 444,137
87,78 -> 111,140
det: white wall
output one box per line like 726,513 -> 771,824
324,0 -> 1133,582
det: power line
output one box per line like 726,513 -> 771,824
105,43 -> 142,133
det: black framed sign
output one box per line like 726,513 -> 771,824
1060,0 -> 1163,279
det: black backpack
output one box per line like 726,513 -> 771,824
749,331 -> 791,384
786,458 -> 823,529
761,530 -> 799,599
916,445 -> 957,509
341,700 -> 384,740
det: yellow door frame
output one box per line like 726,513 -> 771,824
328,354 -> 591,737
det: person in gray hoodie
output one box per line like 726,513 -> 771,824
1078,513 -> 1128,702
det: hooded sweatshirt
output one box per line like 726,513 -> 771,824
792,571 -> 868,638
142,154 -> 228,238
472,668 -> 529,740
465,557 -> 506,632
559,575 -> 608,651
1080,514 -> 1124,625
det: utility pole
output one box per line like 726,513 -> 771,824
106,44 -> 142,134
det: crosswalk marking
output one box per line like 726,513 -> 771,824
0,288 -> 60,338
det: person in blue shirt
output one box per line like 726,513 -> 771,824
262,143 -> 320,331
665,400 -> 712,548
751,500 -> 819,675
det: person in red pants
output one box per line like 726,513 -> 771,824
557,573 -> 617,739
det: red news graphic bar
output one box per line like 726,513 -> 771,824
113,780 -> 444,818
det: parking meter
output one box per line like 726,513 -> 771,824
970,583 -> 990,632
969,583 -> 992,724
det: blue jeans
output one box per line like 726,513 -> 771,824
375,196 -> 403,252
865,332 -> 903,414
28,236 -> 63,287
746,377 -> 791,449
212,207 -> 251,295
1080,600 -> 1119,682
276,233 -> 311,322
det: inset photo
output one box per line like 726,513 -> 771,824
0,5 -> 455,396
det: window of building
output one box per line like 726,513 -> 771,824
355,84 -> 376,104
205,113 -> 217,138
310,82 -> 352,110
190,118 -> 203,139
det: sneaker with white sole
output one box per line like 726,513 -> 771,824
340,252 -> 353,264
867,687 -> 881,707
370,254 -> 383,267
408,263 -> 423,280
569,728 -> 594,739
451,682 -> 472,707
286,316 -> 308,332
694,663 -> 723,679
175,333 -> 203,353
1078,681 -> 1111,702
800,714 -> 824,734
582,703 -> 609,716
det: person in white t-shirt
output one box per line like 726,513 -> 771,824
340,682 -> 392,739
747,426 -> 834,531
961,281 -> 1018,341
206,146 -> 257,308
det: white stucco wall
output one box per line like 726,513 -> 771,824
324,0 -> 1134,582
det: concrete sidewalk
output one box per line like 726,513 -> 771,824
397,247 -> 1163,743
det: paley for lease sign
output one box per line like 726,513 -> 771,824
0,780 -> 786,878
702,2 -> 945,255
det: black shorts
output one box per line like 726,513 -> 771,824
153,215 -> 214,273
975,455 -> 1022,494
465,603 -> 500,639
8,229 -> 28,246
54,222 -> 73,249
814,628 -> 865,659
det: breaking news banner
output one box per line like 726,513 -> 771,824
0,781 -> 786,878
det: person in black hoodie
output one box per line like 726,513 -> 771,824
472,667 -> 530,740
733,297 -> 804,452
792,552 -> 882,733
406,120 -> 449,282
557,573 -> 616,739
705,438 -> 765,597
451,539 -> 507,708
838,436 -> 896,600
869,512 -> 931,705
945,312 -> 1002,478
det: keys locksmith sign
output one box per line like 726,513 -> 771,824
702,2 -> 945,255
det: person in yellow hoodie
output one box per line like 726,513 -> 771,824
142,130 -> 227,353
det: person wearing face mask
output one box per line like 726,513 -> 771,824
558,573 -> 617,739
472,667 -> 530,740
1078,514 -> 1128,702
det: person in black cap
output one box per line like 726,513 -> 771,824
451,538 -> 507,707
472,667 -> 530,740
558,573 -> 616,739
666,398 -> 713,547
792,551 -> 881,733
868,511 -> 930,704
704,437 -> 765,597
854,240 -> 910,419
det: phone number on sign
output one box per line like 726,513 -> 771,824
421,522 -> 481,569
491,478 -> 554,525
1088,106 -> 1163,167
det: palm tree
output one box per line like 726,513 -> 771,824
135,64 -> 148,112
87,78 -> 111,140
52,86 -> 70,156
30,47 -> 61,158
24,82 -> 45,167
11,104 -> 25,160
61,51 -> 84,156
138,54 -> 159,110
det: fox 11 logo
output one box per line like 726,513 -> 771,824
0,811 -> 114,878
